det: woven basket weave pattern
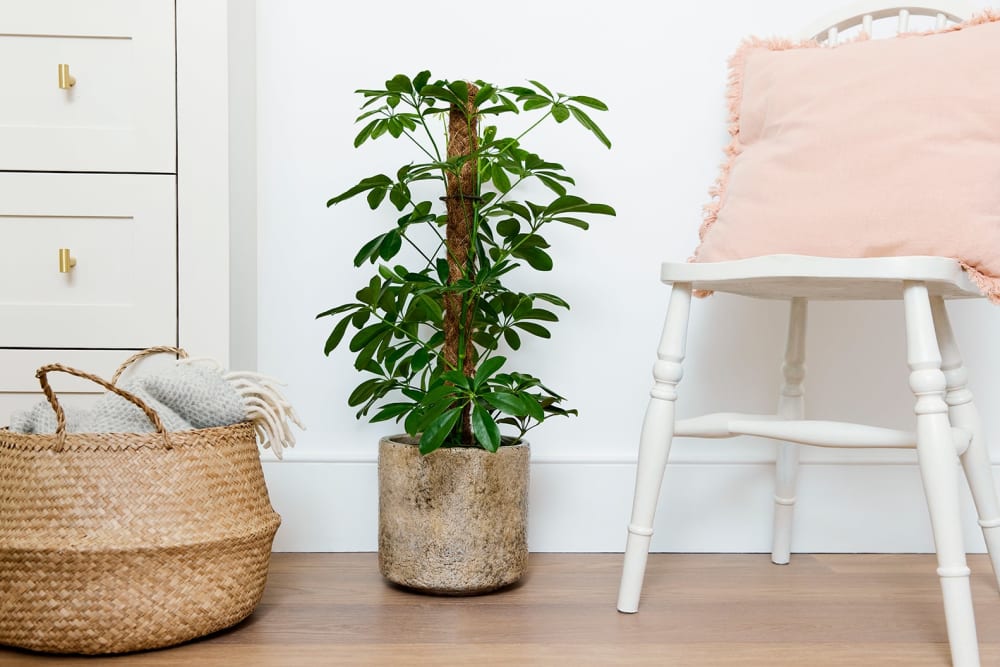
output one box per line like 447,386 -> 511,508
0,367 -> 281,654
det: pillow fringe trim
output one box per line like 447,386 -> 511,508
959,262 -> 1000,304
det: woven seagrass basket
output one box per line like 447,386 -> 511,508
0,348 -> 281,654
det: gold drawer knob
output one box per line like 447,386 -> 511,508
58,248 -> 77,273
58,64 -> 76,89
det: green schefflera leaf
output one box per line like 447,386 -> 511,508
378,231 -> 403,260
370,402 -> 414,423
474,356 -> 506,387
440,369 -> 471,389
351,308 -> 371,327
348,378 -> 381,407
568,105 -> 612,149
492,166 -> 512,193
503,328 -> 522,350
514,321 -> 551,339
568,95 -> 609,111
522,98 -> 549,112
354,119 -> 379,148
386,74 -> 412,95
327,174 -> 392,207
522,395 -> 546,421
516,246 -> 554,271
496,218 -> 520,237
527,80 -> 554,97
323,315 -> 353,355
524,308 -> 559,322
366,187 -> 388,210
349,323 -> 390,353
316,303 -> 359,319
473,84 -> 497,107
471,404 -> 501,452
482,391 -> 528,416
532,292 -> 570,309
353,235 -> 385,267
411,348 -> 430,371
413,70 -> 431,91
419,407 -> 463,455
448,80 -> 469,104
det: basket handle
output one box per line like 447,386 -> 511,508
111,346 -> 189,385
36,364 -> 172,452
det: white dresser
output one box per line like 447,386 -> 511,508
0,0 -> 237,422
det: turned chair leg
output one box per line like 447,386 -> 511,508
904,283 -> 980,667
618,283 -> 692,613
931,296 -> 1000,593
772,297 -> 806,565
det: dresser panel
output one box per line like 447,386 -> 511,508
0,173 -> 176,348
0,0 -> 175,172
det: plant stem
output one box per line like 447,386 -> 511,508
366,308 -> 433,352
484,218 -> 543,270
478,174 -> 526,216
400,231 -> 433,264
407,96 -> 442,162
514,108 -> 553,144
400,128 -> 438,162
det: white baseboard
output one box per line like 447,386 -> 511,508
263,459 -> 996,554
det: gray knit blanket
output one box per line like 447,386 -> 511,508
10,359 -> 303,459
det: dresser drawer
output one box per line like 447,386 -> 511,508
0,0 -> 175,173
0,173 -> 176,349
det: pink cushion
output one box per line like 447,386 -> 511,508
692,12 -> 1000,302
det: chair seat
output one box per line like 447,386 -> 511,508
661,254 -> 981,300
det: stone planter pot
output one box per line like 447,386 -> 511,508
378,435 -> 529,595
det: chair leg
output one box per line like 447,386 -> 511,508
772,297 -> 806,565
931,296 -> 1000,593
618,283 -> 692,614
904,283 -> 980,667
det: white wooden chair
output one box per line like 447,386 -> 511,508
617,4 -> 999,666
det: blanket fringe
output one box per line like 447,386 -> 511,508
225,372 -> 305,460
179,357 -> 305,459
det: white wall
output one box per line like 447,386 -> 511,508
229,0 -> 257,371
255,0 -> 1000,552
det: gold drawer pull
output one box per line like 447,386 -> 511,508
57,64 -> 76,89
58,248 -> 77,273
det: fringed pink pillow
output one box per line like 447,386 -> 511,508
691,11 -> 1000,302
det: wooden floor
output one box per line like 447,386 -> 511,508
2,553 -> 999,666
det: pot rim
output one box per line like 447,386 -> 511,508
380,434 -> 528,449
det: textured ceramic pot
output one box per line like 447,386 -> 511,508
378,435 -> 529,595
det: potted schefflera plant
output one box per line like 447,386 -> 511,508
320,71 -> 613,594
